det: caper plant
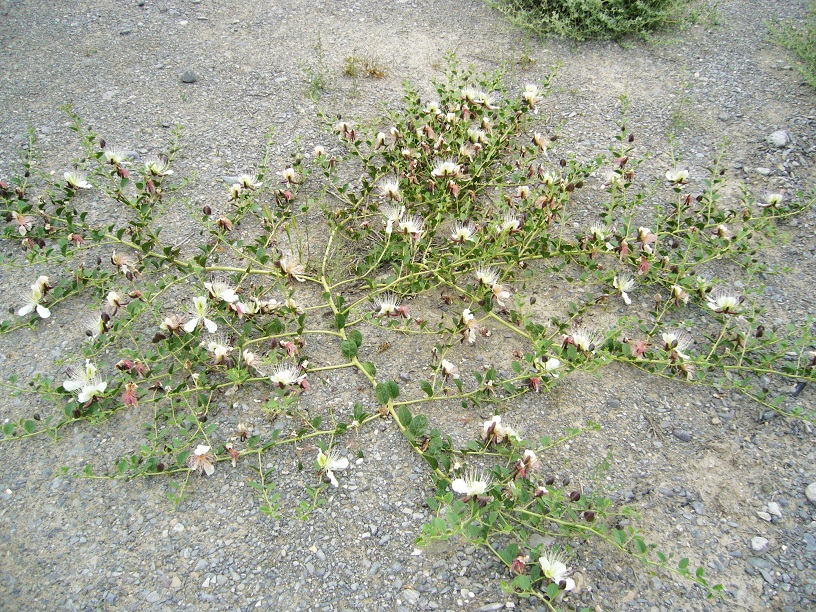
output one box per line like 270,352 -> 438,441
2,59 -> 814,607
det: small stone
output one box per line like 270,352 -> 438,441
194,559 -> 208,572
402,589 -> 420,605
711,416 -> 721,425
805,482 -> 816,506
757,511 -> 772,522
691,501 -> 705,515
171,576 -> 182,588
751,536 -> 769,552
172,523 -> 185,532
755,167 -> 772,176
180,70 -> 198,84
767,130 -> 790,148
606,398 -> 620,409
120,28 -> 132,36
672,429 -> 692,442
767,501 -> 782,518
145,591 -> 162,603
399,372 -> 411,382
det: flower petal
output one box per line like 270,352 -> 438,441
327,469 -> 339,487
36,304 -> 51,318
182,318 -> 199,333
17,303 -> 34,316
203,318 -> 218,333
203,462 -> 215,476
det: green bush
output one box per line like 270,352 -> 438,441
771,1 -> 816,88
489,0 -> 695,42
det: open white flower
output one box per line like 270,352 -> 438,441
237,172 -> 262,190
706,287 -> 743,314
481,415 -> 520,444
183,296 -> 218,333
63,360 -> 107,403
317,448 -> 349,487
452,468 -> 492,498
475,266 -> 500,287
17,283 -> 51,319
613,273 -> 636,305
144,157 -> 173,176
671,284 -> 690,306
759,193 -> 784,208
269,362 -> 307,388
204,276 -> 239,304
431,159 -> 461,178
380,202 -> 405,235
277,167 -> 299,184
538,549 -> 576,592
662,329 -> 693,360
373,291 -> 400,317
103,148 -> 129,165
567,327 -> 603,353
450,221 -> 476,243
377,176 -> 402,202
278,256 -> 307,282
665,168 -> 689,185
64,171 -> 92,189
11,211 -> 33,235
201,335 -> 233,364
497,213 -> 521,234
397,214 -> 424,240
188,444 -> 216,476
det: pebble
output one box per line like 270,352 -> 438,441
767,130 -> 790,148
757,511 -> 772,522
805,482 -> 816,506
751,536 -> 769,552
180,70 -> 198,84
767,501 -> 782,518
672,429 -> 692,442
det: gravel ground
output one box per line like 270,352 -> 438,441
1,0 -> 816,610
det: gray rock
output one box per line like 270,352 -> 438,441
766,501 -> 782,518
751,536 -> 769,552
180,70 -> 198,84
767,130 -> 789,148
672,429 -> 692,442
805,482 -> 816,506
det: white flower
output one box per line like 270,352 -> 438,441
516,185 -> 531,199
10,211 -> 33,236
522,84 -> 541,112
63,360 -> 107,403
373,292 -> 400,316
536,356 -> 562,378
450,221 -> 476,243
759,193 -> 784,208
269,362 -> 306,388
665,168 -> 689,185
313,145 -> 327,157
277,167 -> 299,184
452,468 -> 492,498
424,101 -> 442,116
589,218 -> 612,241
706,287 -> 743,314
460,87 -> 496,108
17,283 -> 51,319
103,148 -> 128,165
188,444 -> 216,476
317,448 -> 349,487
467,127 -> 487,144
431,159 -> 461,178
568,327 -> 603,353
492,284 -> 511,309
671,284 -> 690,305
538,549 -> 575,592
613,273 -> 636,305
64,171 -> 92,189
278,256 -> 307,282
201,335 -> 233,364
183,296 -> 218,333
440,359 -> 459,379
482,415 -> 521,444
380,202 -> 405,235
237,172 -> 262,190
84,312 -> 107,338
662,329 -> 693,360
204,276 -> 239,303
475,266 -> 500,287
377,176 -> 402,201
497,213 -> 521,234
397,215 -> 424,240
144,157 -> 173,176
